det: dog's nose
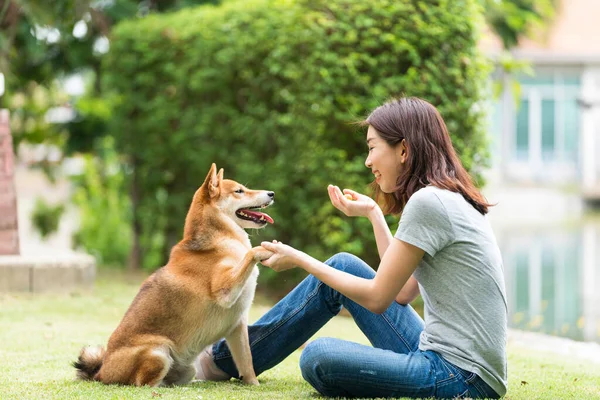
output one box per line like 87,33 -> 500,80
267,191 -> 275,199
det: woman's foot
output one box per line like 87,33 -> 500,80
194,346 -> 230,381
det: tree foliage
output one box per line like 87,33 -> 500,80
0,0 -> 219,150
103,0 -> 490,287
70,136 -> 133,266
31,197 -> 65,238
482,0 -> 556,49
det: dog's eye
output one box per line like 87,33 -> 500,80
235,189 -> 244,194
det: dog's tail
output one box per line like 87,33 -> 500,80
73,345 -> 105,381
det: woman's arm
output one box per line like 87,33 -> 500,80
366,206 -> 393,259
368,207 -> 421,304
262,238 -> 424,314
329,185 -> 421,303
394,276 -> 420,305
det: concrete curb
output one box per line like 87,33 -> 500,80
0,254 -> 96,293
508,328 -> 600,365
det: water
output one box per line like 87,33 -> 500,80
495,217 -> 600,344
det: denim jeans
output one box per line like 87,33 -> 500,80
212,252 -> 500,399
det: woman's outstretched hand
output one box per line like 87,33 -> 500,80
259,240 -> 303,272
327,185 -> 378,219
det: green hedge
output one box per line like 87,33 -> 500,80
103,0 -> 489,292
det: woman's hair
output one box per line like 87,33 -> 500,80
362,97 -> 492,215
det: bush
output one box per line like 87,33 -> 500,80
31,197 -> 65,239
103,0 -> 489,290
71,136 -> 133,267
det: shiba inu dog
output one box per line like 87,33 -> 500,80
73,163 -> 274,386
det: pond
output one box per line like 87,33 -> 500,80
494,216 -> 600,344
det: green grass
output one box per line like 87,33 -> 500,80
1,270 -> 599,400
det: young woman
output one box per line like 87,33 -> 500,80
195,97 -> 507,399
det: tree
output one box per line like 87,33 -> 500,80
482,0 -> 557,49
1,0 -> 219,269
1,0 -> 220,149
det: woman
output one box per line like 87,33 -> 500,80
195,97 -> 507,399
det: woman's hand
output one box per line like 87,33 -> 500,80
259,240 -> 304,272
327,185 -> 378,219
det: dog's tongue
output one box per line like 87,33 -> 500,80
246,210 -> 274,224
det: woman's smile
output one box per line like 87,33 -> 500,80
373,171 -> 381,183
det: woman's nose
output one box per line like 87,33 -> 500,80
365,157 -> 372,168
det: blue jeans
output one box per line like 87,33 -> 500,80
212,252 -> 500,399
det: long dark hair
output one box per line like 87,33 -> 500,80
362,97 -> 492,215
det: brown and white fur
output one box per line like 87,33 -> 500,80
73,163 -> 274,387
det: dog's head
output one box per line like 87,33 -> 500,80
194,163 -> 274,229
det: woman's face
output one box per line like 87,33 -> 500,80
364,126 -> 406,193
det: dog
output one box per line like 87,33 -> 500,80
73,163 -> 274,386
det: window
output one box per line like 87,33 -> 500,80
512,69 -> 582,167
515,99 -> 530,160
563,99 -> 580,162
541,99 -> 555,161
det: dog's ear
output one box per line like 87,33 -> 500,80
201,163 -> 220,198
217,168 -> 224,183
208,165 -> 221,198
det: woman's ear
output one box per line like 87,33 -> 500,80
397,139 -> 408,163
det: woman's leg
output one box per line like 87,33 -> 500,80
211,252 -> 424,378
300,338 -> 436,398
300,339 -> 497,399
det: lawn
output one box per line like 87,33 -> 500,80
1,270 -> 599,400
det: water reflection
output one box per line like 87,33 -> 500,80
496,219 -> 600,343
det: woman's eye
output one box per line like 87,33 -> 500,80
368,147 -> 374,152
235,189 -> 244,194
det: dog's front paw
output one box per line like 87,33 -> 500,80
241,376 -> 259,386
251,246 -> 273,262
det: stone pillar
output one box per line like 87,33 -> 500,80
0,109 -> 19,255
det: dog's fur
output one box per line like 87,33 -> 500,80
73,163 -> 274,387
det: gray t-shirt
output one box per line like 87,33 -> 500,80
394,186 -> 507,396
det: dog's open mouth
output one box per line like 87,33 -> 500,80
236,202 -> 274,225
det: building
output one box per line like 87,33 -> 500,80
481,0 -> 600,199
481,0 -> 600,344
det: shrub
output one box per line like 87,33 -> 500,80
31,197 -> 65,239
103,0 -> 489,289
71,136 -> 133,267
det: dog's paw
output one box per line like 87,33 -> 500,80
251,246 -> 273,262
241,376 -> 260,386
